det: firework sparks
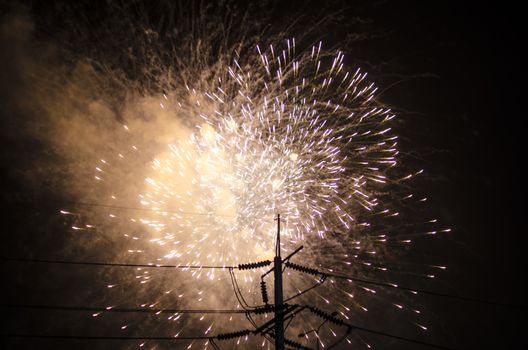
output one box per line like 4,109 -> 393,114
52,36 -> 450,348
95,40 -> 401,264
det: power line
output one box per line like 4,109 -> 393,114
1,334 -> 212,341
295,304 -> 455,350
3,257 -> 522,308
1,257 -> 237,269
324,271 -> 524,309
10,198 -> 235,217
6,199 -> 520,309
2,262 -> 459,349
1,303 -> 247,314
349,323 -> 456,350
0,323 -> 456,350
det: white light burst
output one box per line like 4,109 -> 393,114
108,40 -> 399,264
62,38 -> 445,348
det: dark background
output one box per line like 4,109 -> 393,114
1,0 -> 524,349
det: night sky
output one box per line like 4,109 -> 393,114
0,1 -> 524,349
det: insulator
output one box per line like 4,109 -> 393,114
284,338 -> 309,349
252,305 -> 274,314
309,307 -> 344,325
216,329 -> 251,340
285,261 -> 321,276
260,281 -> 269,304
238,260 -> 271,270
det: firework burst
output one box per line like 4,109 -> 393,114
20,2 -> 455,347
120,40 -> 400,263
54,37 -> 450,348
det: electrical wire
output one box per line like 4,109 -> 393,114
3,257 -> 522,308
348,323 -> 455,350
299,304 -> 454,350
0,333 -> 212,341
1,257 -> 237,269
1,303 -> 247,314
1,304 -> 456,349
11,198 -> 235,217
324,271 -> 524,308
284,276 -> 326,303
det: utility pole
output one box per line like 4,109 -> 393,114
274,213 -> 284,350
220,215 -> 348,349
222,215 -> 346,348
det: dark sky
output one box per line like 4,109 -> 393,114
0,1 -> 524,349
